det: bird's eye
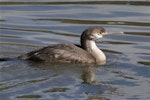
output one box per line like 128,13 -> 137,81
98,32 -> 102,35
94,31 -> 101,35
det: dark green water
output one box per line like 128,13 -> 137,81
0,0 -> 150,100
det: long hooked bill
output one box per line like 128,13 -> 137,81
103,31 -> 124,35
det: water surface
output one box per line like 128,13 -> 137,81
0,0 -> 150,100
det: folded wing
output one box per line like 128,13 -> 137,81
18,44 -> 95,63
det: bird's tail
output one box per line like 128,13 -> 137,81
0,57 -> 14,61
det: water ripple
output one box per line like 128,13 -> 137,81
0,1 -> 150,100
0,1 -> 149,6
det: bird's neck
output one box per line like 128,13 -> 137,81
81,40 -> 106,64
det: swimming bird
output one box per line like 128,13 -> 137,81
2,26 -> 123,64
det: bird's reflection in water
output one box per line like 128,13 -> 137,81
29,61 -> 98,85
28,62 -> 120,97
81,66 -> 96,84
29,62 -> 103,86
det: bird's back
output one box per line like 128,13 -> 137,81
18,44 -> 96,63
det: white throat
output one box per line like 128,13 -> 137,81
86,40 -> 106,63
